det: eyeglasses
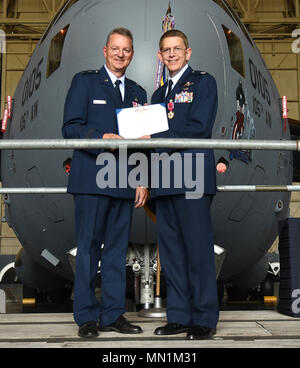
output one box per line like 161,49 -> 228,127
109,47 -> 133,56
161,47 -> 187,55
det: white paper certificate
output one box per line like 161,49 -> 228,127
116,103 -> 169,139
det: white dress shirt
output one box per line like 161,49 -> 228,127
104,64 -> 125,100
165,64 -> 189,97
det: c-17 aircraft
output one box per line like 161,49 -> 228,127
0,0 -> 296,306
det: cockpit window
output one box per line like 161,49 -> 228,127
213,0 -> 254,47
40,0 -> 78,44
223,25 -> 245,78
46,25 -> 69,78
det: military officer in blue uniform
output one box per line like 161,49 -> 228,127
62,28 -> 148,338
143,30 -> 219,339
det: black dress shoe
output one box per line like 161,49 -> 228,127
78,321 -> 99,338
186,326 -> 216,340
99,315 -> 143,334
154,323 -> 189,335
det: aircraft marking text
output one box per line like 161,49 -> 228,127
249,58 -> 271,106
21,58 -> 44,107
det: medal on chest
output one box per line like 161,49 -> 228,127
167,100 -> 174,119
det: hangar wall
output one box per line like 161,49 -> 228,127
0,0 -> 299,257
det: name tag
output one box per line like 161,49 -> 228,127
93,99 -> 107,104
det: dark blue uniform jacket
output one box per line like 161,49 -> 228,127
62,66 -> 147,198
150,66 -> 218,197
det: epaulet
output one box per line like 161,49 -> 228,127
80,70 -> 99,74
192,70 -> 207,75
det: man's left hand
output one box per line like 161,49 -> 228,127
134,186 -> 148,208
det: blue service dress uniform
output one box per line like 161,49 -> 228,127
62,66 -> 147,327
150,66 -> 219,329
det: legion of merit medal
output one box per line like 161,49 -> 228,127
168,100 -> 174,119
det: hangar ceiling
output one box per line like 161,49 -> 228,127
0,0 -> 65,39
229,0 -> 300,39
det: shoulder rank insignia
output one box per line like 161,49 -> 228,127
81,70 -> 99,74
192,70 -> 206,75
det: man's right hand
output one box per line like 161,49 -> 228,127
102,133 -> 123,139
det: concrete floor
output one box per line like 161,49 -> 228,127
0,310 -> 299,348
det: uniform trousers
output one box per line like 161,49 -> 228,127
155,194 -> 219,329
73,194 -> 133,327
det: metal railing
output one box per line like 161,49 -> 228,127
0,138 -> 299,150
0,186 -> 299,194
0,138 -> 298,193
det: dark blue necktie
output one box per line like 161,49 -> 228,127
165,79 -> 173,100
114,80 -> 123,106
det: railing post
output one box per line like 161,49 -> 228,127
0,289 -> 6,314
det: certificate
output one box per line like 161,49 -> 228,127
116,103 -> 169,139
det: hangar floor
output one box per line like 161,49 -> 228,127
0,310 -> 299,348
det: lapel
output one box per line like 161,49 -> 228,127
165,66 -> 193,102
161,83 -> 168,102
124,78 -> 134,107
153,83 -> 167,103
98,66 -> 122,107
